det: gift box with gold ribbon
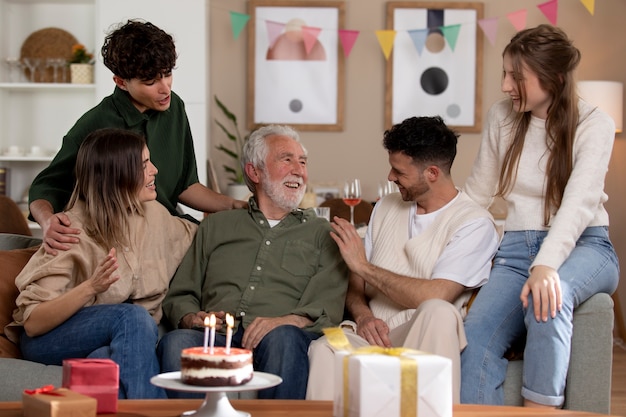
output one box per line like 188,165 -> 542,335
22,386 -> 97,417
325,327 -> 453,417
62,358 -> 119,413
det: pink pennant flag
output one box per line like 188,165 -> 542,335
537,0 -> 558,25
265,20 -> 285,48
302,26 -> 322,56
338,30 -> 359,58
507,9 -> 528,31
478,17 -> 498,46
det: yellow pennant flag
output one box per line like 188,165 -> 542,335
580,0 -> 594,15
375,30 -> 396,60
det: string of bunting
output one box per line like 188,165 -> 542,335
227,0 -> 595,60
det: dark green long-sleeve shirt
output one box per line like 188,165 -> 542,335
29,86 -> 199,217
162,198 -> 349,335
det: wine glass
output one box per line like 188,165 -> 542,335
22,57 -> 41,83
377,180 -> 398,200
343,179 -> 362,226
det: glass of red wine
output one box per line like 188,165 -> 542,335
343,179 -> 362,226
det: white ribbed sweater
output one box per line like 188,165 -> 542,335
464,98 -> 614,271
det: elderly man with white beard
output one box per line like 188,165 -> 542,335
158,124 -> 348,399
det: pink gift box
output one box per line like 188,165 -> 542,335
62,359 -> 119,414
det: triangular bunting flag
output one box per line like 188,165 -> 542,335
407,29 -> 428,55
338,30 -> 359,57
265,20 -> 285,48
302,26 -> 322,56
580,0 -> 594,15
507,9 -> 528,31
478,17 -> 498,46
229,11 -> 250,40
537,0 -> 558,25
441,24 -> 462,51
375,30 -> 396,60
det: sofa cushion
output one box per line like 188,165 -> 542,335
0,246 -> 38,358
0,358 -> 62,401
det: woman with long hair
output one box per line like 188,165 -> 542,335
6,128 -> 197,398
460,24 -> 619,408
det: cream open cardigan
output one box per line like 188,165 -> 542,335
365,192 -> 491,330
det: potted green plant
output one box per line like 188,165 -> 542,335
214,95 -> 250,199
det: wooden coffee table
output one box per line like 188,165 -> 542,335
0,399 -> 620,417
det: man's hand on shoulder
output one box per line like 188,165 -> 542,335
232,199 -> 248,209
41,212 -> 81,255
30,199 -> 81,255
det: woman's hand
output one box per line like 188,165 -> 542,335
87,248 -> 120,294
520,265 -> 562,322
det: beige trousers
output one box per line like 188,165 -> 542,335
306,299 -> 467,403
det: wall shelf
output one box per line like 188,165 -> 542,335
0,83 -> 95,91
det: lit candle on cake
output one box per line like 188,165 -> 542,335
203,316 -> 211,353
209,314 -> 216,354
225,314 -> 234,354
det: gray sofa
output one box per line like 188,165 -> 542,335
0,233 -> 615,412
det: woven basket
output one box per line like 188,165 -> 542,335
19,27 -> 77,83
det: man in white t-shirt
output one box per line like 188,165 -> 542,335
306,116 -> 500,403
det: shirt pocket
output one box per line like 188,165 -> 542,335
281,240 -> 320,277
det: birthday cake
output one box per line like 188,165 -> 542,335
180,347 -> 254,386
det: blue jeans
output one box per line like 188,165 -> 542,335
158,323 -> 319,399
20,304 -> 166,399
461,227 -> 619,407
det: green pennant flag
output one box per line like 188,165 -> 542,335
230,11 -> 250,40
441,24 -> 461,51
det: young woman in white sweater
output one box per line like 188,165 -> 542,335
460,24 -> 619,408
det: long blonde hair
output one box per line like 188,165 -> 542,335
66,128 -> 146,248
497,24 -> 581,225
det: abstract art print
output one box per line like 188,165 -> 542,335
385,2 -> 484,132
248,0 -> 345,131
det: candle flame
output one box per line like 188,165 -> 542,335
226,313 -> 234,328
204,316 -> 211,327
209,313 -> 216,327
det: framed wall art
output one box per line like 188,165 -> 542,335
247,0 -> 345,131
385,2 -> 484,132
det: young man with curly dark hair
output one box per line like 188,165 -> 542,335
28,20 -> 245,255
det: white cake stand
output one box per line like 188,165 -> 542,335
151,371 -> 282,417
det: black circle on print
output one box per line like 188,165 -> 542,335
420,67 -> 448,95
289,99 -> 303,113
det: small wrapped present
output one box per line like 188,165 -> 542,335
22,386 -> 97,417
62,358 -> 119,413
325,328 -> 453,417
